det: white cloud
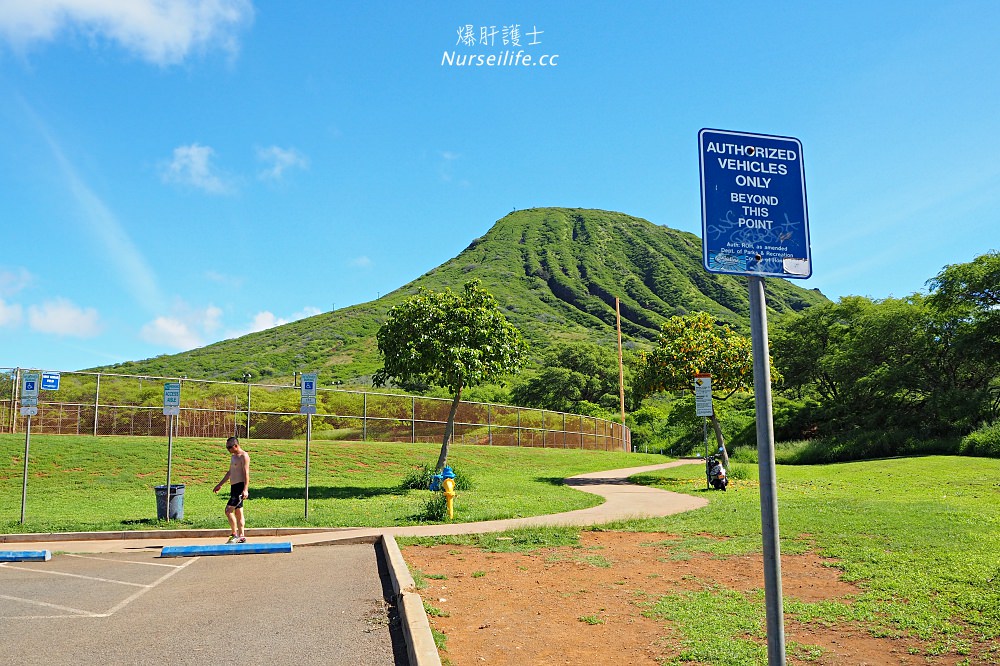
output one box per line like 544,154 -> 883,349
140,316 -> 203,350
0,267 -> 32,296
161,143 -> 232,194
351,256 -> 373,268
27,298 -> 101,337
0,298 -> 23,327
257,145 -> 308,180
139,303 -> 223,350
0,0 -> 255,66
227,306 -> 321,338
203,304 -> 223,333
247,310 -> 286,332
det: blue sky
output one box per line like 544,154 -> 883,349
1,1 -> 998,372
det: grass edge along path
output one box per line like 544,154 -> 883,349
399,456 -> 1000,666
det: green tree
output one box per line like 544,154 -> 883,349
773,286 -> 999,444
634,312 -> 774,468
511,342 -> 623,414
373,279 -> 528,471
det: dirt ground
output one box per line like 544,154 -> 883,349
402,531 -> 989,665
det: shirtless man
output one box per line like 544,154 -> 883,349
213,436 -> 250,543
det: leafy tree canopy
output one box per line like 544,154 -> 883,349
373,279 -> 528,470
634,312 -> 775,467
635,312 -> 772,399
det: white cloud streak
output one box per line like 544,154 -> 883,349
0,298 -> 23,327
161,143 -> 232,194
140,316 -> 203,350
0,0 -> 255,66
0,267 -> 32,296
226,306 -> 321,338
27,298 -> 101,337
257,145 -> 308,181
33,122 -> 168,314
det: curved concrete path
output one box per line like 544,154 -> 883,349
2,460 -> 706,553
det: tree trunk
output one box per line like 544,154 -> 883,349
435,385 -> 463,472
709,412 -> 731,470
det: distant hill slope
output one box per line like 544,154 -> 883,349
101,208 -> 828,383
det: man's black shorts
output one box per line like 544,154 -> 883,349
227,482 -> 245,509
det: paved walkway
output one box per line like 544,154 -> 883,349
3,460 -> 706,552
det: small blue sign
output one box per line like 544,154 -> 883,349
41,372 -> 60,391
699,128 -> 812,279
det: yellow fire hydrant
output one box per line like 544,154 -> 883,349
441,466 -> 458,520
442,476 -> 456,520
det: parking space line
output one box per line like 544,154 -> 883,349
0,563 -> 149,588
0,557 -> 200,620
101,556 -> 199,617
64,554 -> 183,568
0,593 -> 99,618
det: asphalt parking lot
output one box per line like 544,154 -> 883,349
0,543 -> 407,665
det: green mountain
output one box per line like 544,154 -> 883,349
101,208 -> 828,383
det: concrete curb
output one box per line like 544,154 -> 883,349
380,535 -> 442,666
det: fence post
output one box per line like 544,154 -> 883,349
411,396 -> 415,443
11,368 -> 20,434
542,411 -> 546,448
563,413 -> 567,448
516,409 -> 521,447
93,372 -> 101,436
363,392 -> 368,442
488,404 -> 492,445
246,381 -> 252,441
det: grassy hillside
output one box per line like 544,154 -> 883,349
100,208 -> 828,384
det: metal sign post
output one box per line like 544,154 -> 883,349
699,128 -> 812,666
749,275 -> 785,664
19,372 -> 40,524
300,372 -> 318,519
163,382 -> 181,523
695,374 -> 714,490
20,414 -> 31,524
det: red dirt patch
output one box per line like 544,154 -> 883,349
402,531 -> 991,665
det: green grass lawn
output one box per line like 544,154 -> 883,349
401,456 -> 1000,665
0,433 -> 667,533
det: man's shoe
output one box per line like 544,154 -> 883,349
226,534 -> 238,544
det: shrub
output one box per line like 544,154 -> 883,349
417,492 -> 450,522
399,464 -> 473,490
960,421 -> 1000,458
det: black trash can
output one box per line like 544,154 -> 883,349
154,484 -> 185,520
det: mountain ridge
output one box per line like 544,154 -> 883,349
100,208 -> 828,383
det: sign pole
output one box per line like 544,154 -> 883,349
165,414 -> 174,523
162,382 -> 181,523
18,371 -> 40,524
20,415 -> 31,524
305,413 -> 312,519
749,275 -> 786,664
300,372 -> 318,520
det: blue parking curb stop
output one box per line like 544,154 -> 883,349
1,550 -> 52,562
160,542 -> 293,558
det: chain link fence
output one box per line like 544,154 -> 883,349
1,368 -> 630,451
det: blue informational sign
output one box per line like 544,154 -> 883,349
41,372 -> 60,391
699,128 -> 812,279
